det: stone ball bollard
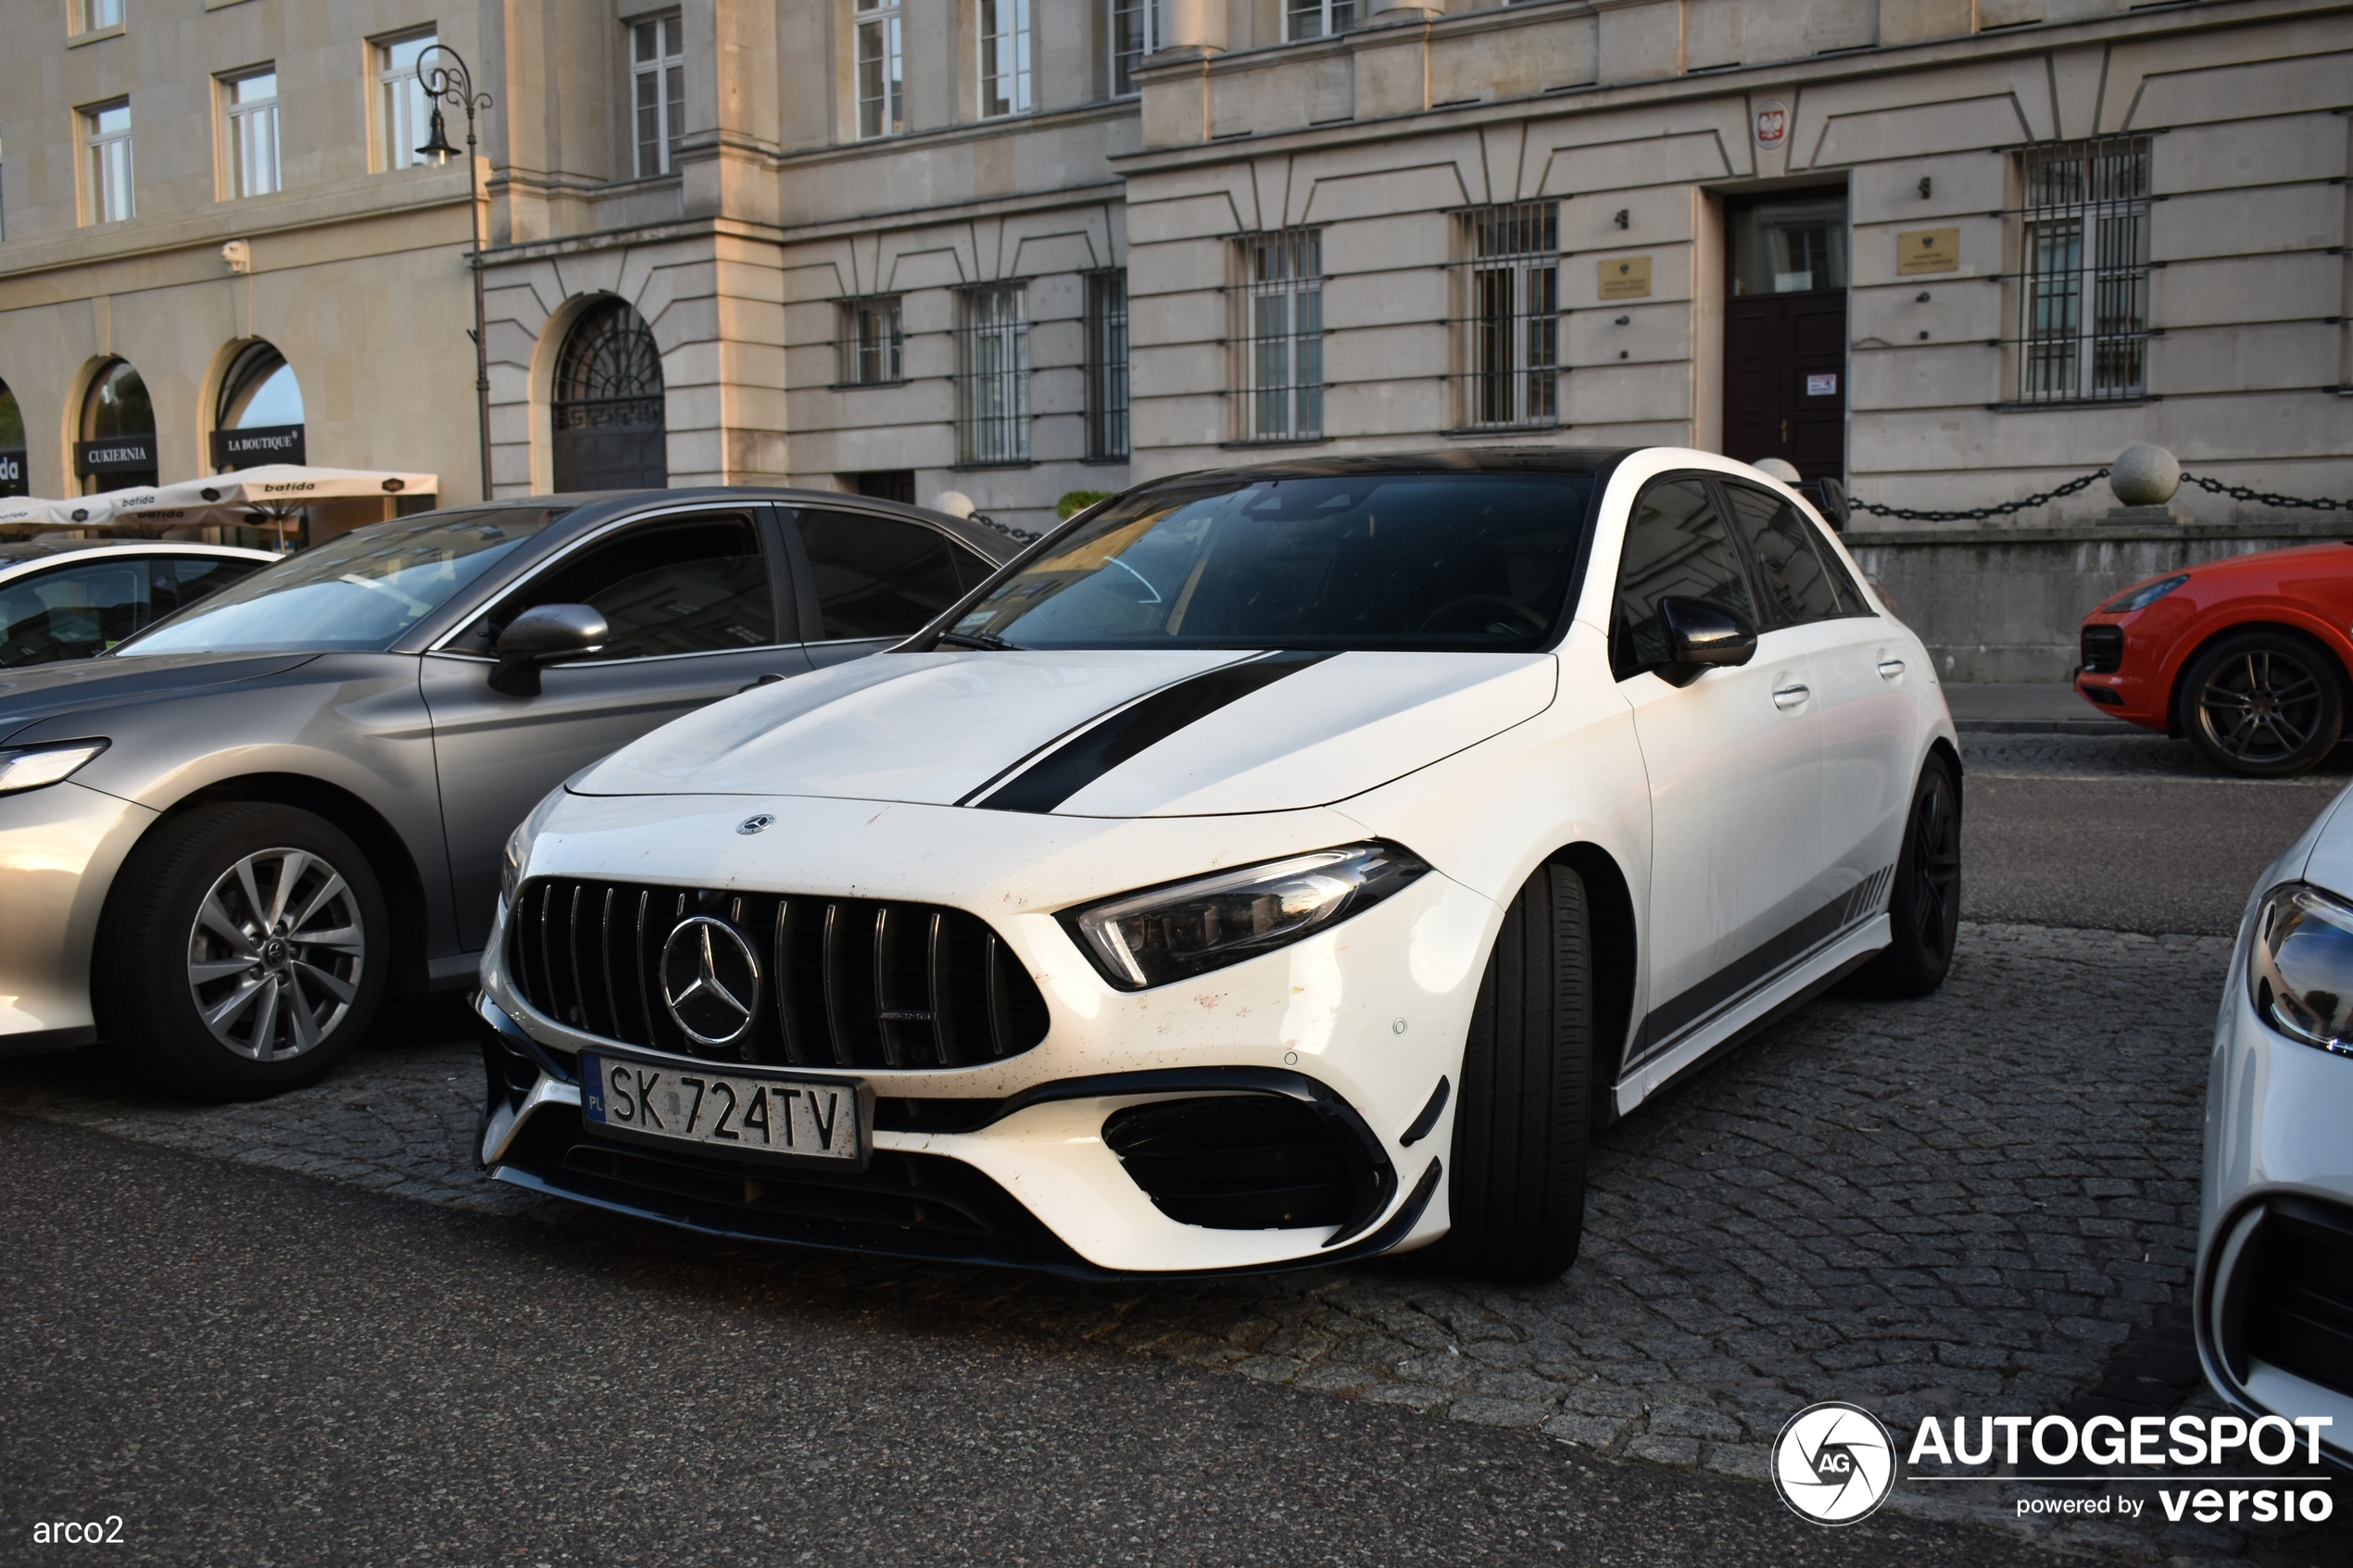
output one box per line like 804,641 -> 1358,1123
1751,458 -> 1802,483
929,489 -> 977,519
2109,444 -> 2181,507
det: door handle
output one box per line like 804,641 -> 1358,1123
1877,659 -> 1906,681
1772,684 -> 1811,710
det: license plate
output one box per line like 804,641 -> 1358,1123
582,1054 -> 865,1165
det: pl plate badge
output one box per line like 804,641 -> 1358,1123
1772,1401 -> 1897,1525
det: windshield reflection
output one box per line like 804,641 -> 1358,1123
116,508 -> 568,656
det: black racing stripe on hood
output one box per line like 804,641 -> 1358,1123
970,650 -> 1336,814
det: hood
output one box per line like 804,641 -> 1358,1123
574,647 -> 1558,817
0,652 -> 321,742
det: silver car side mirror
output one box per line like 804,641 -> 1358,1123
489,603 -> 607,696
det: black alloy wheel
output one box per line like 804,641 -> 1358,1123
2183,630 -> 2344,778
96,801 -> 389,1101
1851,756 -> 1962,999
1427,860 -> 1594,1281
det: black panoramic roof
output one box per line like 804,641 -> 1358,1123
1139,447 -> 1634,487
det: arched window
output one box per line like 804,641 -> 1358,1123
214,341 -> 306,469
551,299 -> 667,492
78,358 -> 157,494
0,381 -> 26,498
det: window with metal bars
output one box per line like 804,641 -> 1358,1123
1085,270 -> 1130,460
1453,202 -> 1558,431
1110,0 -> 1160,96
957,284 -> 1031,465
837,295 -> 905,385
2017,135 -> 2151,405
1233,230 -> 1324,444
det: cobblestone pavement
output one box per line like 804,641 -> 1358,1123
14,920 -> 2330,1562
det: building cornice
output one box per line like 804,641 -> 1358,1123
1115,0 -> 2353,173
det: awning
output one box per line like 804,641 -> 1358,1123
105,465 -> 439,528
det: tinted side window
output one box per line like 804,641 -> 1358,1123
1723,483 -> 1848,625
798,510 -> 971,640
1612,478 -> 1755,680
157,555 -> 268,615
0,558 -> 155,666
495,516 -> 774,659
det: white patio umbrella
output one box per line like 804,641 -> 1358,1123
88,465 -> 440,546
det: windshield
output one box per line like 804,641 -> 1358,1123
950,472 -> 1595,652
115,509 -> 567,656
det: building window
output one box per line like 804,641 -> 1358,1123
82,102 -> 132,225
1454,202 -> 1558,431
1234,230 -> 1323,444
957,284 -> 1030,465
1286,0 -> 1355,40
980,0 -> 1033,118
856,0 -> 904,139
1085,270 -> 1130,461
837,296 -> 905,385
376,31 -> 438,172
1110,0 -> 1161,96
77,0 -> 124,33
2018,135 -> 2151,404
633,13 -> 686,176
221,69 -> 281,199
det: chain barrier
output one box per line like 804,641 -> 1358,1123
1851,468 -> 2351,523
967,513 -> 1042,543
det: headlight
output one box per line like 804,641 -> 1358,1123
1063,843 -> 1429,991
0,739 -> 109,797
2248,883 -> 2353,1056
500,822 -> 527,911
2101,574 -> 2188,615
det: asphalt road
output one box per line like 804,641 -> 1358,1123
0,1119 -> 2063,1567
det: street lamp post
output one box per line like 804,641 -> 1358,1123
416,46 -> 496,503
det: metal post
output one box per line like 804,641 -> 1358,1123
417,47 -> 497,502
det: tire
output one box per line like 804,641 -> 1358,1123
96,802 -> 388,1101
1850,755 -> 1962,999
2180,629 -> 2344,778
1428,861 -> 1594,1282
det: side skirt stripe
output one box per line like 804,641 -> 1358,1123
970,649 -> 1335,814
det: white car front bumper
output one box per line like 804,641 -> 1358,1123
474,790 -> 1506,1275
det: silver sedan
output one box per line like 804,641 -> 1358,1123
0,489 -> 1016,1098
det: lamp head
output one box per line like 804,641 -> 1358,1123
416,105 -> 460,165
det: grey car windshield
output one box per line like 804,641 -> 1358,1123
950,473 -> 1595,651
116,509 -> 567,656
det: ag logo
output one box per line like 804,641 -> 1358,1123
1771,1401 -> 1897,1524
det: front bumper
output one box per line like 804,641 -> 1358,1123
475,792 -> 1500,1275
2197,940 -> 2353,1471
0,781 -> 156,1053
2072,614 -> 2171,734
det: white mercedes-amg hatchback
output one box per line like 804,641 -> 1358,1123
475,448 -> 1961,1280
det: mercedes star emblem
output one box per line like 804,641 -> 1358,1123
659,915 -> 761,1047
736,814 -> 774,835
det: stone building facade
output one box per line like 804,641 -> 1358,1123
0,0 -> 2347,664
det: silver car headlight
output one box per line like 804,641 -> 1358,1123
2248,883 -> 2353,1057
0,738 -> 109,796
1062,843 -> 1429,992
500,822 -> 527,912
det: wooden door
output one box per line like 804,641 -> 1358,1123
1724,292 -> 1847,480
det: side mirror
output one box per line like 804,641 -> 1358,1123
1797,476 -> 1850,532
1655,596 -> 1757,686
488,603 -> 607,696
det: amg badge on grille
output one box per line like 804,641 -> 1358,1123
660,915 -> 762,1047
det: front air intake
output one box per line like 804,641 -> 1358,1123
1103,1095 -> 1362,1230
507,879 -> 1050,1069
2080,624 -> 2125,674
2243,1197 -> 2353,1399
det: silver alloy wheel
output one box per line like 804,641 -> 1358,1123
184,846 -> 367,1060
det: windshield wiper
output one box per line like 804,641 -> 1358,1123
933,629 -> 1024,651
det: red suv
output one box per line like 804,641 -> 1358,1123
2075,542 -> 2353,776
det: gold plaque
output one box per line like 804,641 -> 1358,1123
1897,228 -> 1960,274
1597,257 -> 1653,300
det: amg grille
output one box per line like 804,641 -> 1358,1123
2080,624 -> 2125,674
507,878 -> 1050,1069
